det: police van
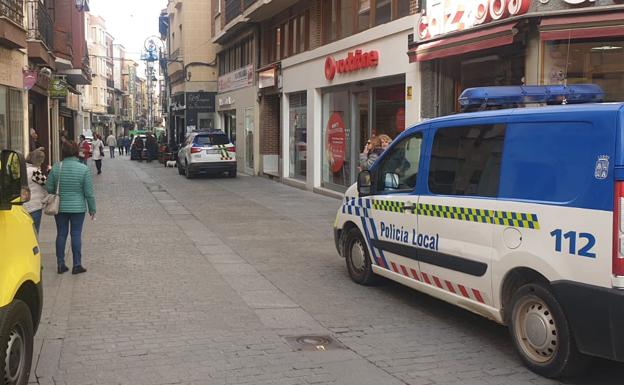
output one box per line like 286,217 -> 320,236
333,85 -> 624,378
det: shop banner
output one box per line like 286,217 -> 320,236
326,112 -> 346,173
49,79 -> 68,99
218,65 -> 254,93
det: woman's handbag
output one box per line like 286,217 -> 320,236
43,162 -> 62,216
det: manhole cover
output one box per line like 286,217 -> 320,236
284,335 -> 345,352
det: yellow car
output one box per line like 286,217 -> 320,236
0,149 -> 42,385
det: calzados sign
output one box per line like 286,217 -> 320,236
417,0 -> 531,40
325,49 -> 379,81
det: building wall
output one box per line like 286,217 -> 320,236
0,47 -> 25,89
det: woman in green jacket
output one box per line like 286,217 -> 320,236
47,141 -> 96,274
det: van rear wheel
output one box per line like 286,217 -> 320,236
509,283 -> 588,378
343,227 -> 378,285
0,300 -> 33,385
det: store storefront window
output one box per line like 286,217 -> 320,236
0,86 -> 24,152
544,38 -> 624,102
373,84 -> 405,138
322,90 -> 351,190
289,92 -> 307,180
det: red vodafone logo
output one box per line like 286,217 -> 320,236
324,49 -> 379,81
325,56 -> 336,81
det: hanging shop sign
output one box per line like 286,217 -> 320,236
326,112 -> 346,173
218,65 -> 254,93
417,0 -> 531,40
324,49 -> 379,81
259,67 -> 276,89
49,79 -> 68,99
23,70 -> 37,90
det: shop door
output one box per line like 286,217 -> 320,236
244,107 -> 254,172
223,110 -> 236,144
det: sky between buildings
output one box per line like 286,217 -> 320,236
89,0 -> 165,72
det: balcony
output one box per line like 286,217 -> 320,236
26,0 -> 55,67
0,0 -> 26,49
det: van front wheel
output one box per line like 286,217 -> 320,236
344,227 -> 378,285
0,300 -> 33,385
509,283 -> 588,378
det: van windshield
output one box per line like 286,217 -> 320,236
194,135 -> 229,146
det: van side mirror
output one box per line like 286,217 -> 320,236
357,170 -> 372,196
0,150 -> 29,210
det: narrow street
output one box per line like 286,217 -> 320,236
31,155 -> 624,385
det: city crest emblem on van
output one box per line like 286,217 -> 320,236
595,155 -> 609,180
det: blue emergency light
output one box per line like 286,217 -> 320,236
458,84 -> 605,112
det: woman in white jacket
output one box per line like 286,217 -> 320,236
24,149 -> 48,233
92,134 -> 104,174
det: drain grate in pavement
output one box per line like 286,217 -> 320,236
284,335 -> 346,352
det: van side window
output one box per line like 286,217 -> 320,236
428,124 -> 505,197
376,133 -> 423,192
499,121 -> 611,205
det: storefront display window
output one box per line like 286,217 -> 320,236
289,92 -> 307,180
373,84 -> 405,138
0,87 -> 23,152
322,90 -> 351,190
544,38 -> 624,102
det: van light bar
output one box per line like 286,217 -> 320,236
458,84 -> 605,112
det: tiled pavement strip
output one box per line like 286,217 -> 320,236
29,154 -> 623,385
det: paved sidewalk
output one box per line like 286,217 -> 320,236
30,153 -> 623,385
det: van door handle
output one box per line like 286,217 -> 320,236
403,203 -> 417,212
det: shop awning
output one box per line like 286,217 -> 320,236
540,11 -> 624,41
408,22 -> 519,63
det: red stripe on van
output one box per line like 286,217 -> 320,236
400,265 -> 409,277
445,280 -> 456,293
390,262 -> 399,273
433,276 -> 444,288
472,289 -> 485,303
458,284 -> 470,298
410,268 -> 420,281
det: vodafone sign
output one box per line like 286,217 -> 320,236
417,0 -> 531,40
325,49 -> 379,81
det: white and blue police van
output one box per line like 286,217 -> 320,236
333,85 -> 624,378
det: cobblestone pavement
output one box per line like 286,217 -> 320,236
31,153 -> 624,385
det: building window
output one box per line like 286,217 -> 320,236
0,87 -> 24,152
218,36 -> 254,75
543,38 -> 624,102
357,0 -> 371,32
289,92 -> 307,180
374,0 -> 391,25
323,0 -> 413,44
322,0 -> 338,43
428,124 -> 505,197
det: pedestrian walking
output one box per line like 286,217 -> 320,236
24,149 -> 48,233
124,136 -> 131,155
92,134 -> 105,174
46,140 -> 96,275
106,133 -> 117,158
78,135 -> 91,165
117,134 -> 124,155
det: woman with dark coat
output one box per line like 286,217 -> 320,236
131,136 -> 144,161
